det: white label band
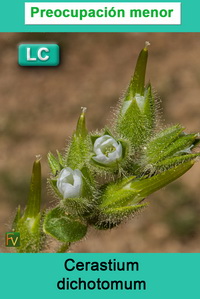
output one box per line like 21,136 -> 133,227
25,2 -> 181,25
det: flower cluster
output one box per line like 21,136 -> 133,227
13,43 -> 200,252
42,42 -> 199,245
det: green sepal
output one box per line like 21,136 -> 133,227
100,160 -> 195,209
48,178 -> 62,199
66,135 -> 91,169
96,203 -> 147,230
23,157 -> 41,219
75,107 -> 87,138
100,176 -> 137,209
142,84 -> 156,134
15,213 -> 41,253
102,203 -> 147,219
129,160 -> 195,199
56,150 -> 65,167
90,128 -> 114,145
117,86 -> 156,149
47,152 -> 61,176
156,153 -> 200,171
81,166 -> 95,197
60,197 -> 96,218
43,206 -> 87,243
90,134 -> 101,145
120,139 -> 129,160
125,44 -> 149,99
12,157 -> 42,253
66,108 -> 92,169
192,136 -> 200,148
156,133 -> 198,161
12,206 -> 21,231
117,98 -> 144,148
144,125 -> 184,164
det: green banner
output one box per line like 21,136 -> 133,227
1,253 -> 200,298
0,0 -> 199,32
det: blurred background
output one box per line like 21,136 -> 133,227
0,32 -> 200,252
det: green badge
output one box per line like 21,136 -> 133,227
18,44 -> 60,66
5,232 -> 20,247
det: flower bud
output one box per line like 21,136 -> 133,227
12,156 -> 42,253
140,125 -> 200,174
116,43 -> 156,149
126,41 -> 149,99
100,160 -> 195,210
92,135 -> 122,166
57,167 -> 83,199
66,107 -> 91,169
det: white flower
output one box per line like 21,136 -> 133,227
57,167 -> 83,199
92,135 -> 122,165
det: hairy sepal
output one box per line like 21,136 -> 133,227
13,158 -> 42,253
100,160 -> 194,210
116,86 -> 156,149
95,203 -> 147,230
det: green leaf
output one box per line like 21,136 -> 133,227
43,206 -> 87,242
16,213 -> 41,253
48,152 -> 61,176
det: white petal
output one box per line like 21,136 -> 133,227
73,170 -> 83,189
121,100 -> 132,115
107,151 -> 118,161
115,143 -> 123,157
94,147 -> 103,155
94,135 -> 112,150
92,154 -> 110,165
63,184 -> 78,198
135,93 -> 145,110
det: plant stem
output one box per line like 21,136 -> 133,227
56,242 -> 71,253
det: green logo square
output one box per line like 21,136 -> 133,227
5,232 -> 20,247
